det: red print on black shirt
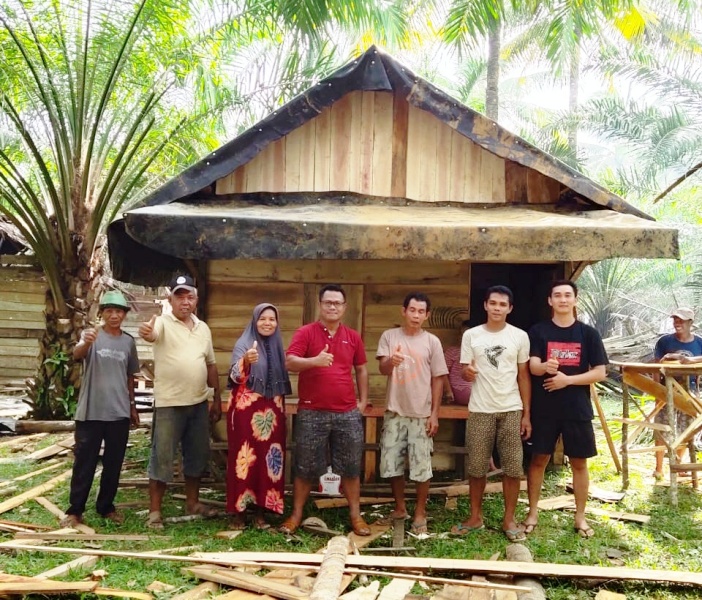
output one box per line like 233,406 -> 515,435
547,342 -> 581,366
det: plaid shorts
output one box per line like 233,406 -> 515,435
293,408 -> 363,481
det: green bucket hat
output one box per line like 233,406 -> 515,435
99,290 -> 130,311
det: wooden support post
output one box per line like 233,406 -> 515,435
621,378 -> 629,489
392,518 -> 405,549
363,417 -> 377,484
591,385 -> 620,474
665,372 -> 678,506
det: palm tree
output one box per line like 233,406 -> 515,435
0,0 -> 411,419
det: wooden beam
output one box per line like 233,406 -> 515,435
35,555 -> 98,579
0,469 -> 72,515
34,496 -> 96,534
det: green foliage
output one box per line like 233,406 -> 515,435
29,344 -> 77,419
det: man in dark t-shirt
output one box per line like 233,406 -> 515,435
523,280 -> 608,539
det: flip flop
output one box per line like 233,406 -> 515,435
521,522 -> 537,535
450,522 -> 484,535
504,528 -> 527,542
279,516 -> 301,535
146,511 -> 164,530
351,516 -> 371,536
575,525 -> 595,539
409,521 -> 428,535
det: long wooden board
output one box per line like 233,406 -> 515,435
0,469 -> 72,514
190,552 -> 702,587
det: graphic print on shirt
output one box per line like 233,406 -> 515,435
485,345 -> 506,369
96,348 -> 126,361
547,342 -> 581,366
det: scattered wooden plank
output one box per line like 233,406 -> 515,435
0,460 -> 63,488
147,580 -> 176,592
340,581 -> 380,600
15,532 -> 165,542
34,496 -> 96,534
377,578 -> 414,600
170,581 -> 219,600
0,572 -> 98,594
173,494 -> 226,508
35,555 -> 98,579
215,590 -> 274,600
184,567 -> 309,600
0,469 -> 72,515
94,588 -> 153,600
314,497 -> 394,510
565,484 -> 624,503
190,552 -> 702,587
25,437 -> 75,461
578,506 -> 650,525
438,480 -> 528,497
595,591 -> 626,600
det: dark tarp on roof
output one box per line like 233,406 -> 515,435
108,46 -> 677,285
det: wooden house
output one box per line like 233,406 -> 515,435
107,47 -> 678,477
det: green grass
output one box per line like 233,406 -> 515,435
1,397 -> 702,599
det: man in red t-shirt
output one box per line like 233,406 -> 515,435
279,284 -> 370,536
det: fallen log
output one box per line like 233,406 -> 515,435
310,536 -> 350,600
505,543 -> 546,600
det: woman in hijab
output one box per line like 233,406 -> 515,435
227,303 -> 291,529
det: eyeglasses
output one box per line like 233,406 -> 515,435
320,301 -> 346,308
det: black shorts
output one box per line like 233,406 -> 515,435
528,418 -> 597,459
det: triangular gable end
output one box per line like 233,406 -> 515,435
138,46 -> 650,220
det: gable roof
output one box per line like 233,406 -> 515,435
108,46 -> 678,285
134,45 -> 649,219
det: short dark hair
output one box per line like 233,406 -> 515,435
403,292 -> 431,312
319,284 -> 346,302
484,285 -> 513,306
550,279 -> 578,297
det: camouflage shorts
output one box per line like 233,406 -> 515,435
379,411 -> 433,482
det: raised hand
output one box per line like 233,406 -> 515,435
138,315 -> 157,340
544,349 -> 560,375
315,344 -> 334,367
80,327 -> 97,345
461,360 -> 478,382
391,344 -> 405,368
245,340 -> 259,365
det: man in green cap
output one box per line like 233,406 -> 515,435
61,290 -> 140,528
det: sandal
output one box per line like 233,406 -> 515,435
521,522 -> 537,535
59,514 -> 83,529
279,516 -> 301,535
147,511 -> 164,530
103,511 -> 125,525
350,516 -> 371,536
450,522 -> 484,535
409,521 -> 428,535
574,525 -> 595,539
504,528 -> 527,542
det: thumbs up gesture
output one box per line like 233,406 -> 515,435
80,327 -> 97,346
461,359 -> 478,382
545,348 -> 560,375
139,315 -> 157,341
391,344 -> 405,367
244,340 -> 259,365
315,344 -> 334,368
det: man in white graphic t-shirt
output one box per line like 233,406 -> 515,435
450,285 -> 531,542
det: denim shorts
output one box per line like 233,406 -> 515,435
293,408 -> 363,481
148,401 -> 210,482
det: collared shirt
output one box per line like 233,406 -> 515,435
287,322 -> 367,412
151,313 -> 216,407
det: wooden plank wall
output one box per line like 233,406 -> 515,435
0,262 -> 45,386
215,91 -> 563,204
207,259 -> 470,406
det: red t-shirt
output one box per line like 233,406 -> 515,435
287,322 -> 367,412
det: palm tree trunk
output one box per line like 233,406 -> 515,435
568,28 -> 581,163
486,21 -> 501,121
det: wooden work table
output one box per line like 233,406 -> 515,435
611,361 -> 702,506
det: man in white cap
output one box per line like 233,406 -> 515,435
139,274 -> 221,528
652,307 -> 702,480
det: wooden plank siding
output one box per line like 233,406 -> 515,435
214,91 -> 562,204
207,259 -> 470,403
207,259 -> 471,472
